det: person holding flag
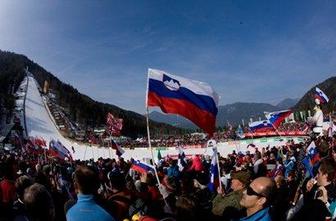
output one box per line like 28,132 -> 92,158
310,99 -> 324,136
305,87 -> 329,136
212,170 -> 251,220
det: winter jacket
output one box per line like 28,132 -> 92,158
66,194 -> 115,221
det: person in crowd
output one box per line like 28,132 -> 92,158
239,177 -> 275,221
271,175 -> 291,221
12,175 -> 33,221
188,155 -> 204,173
167,159 -> 180,179
330,145 -> 336,162
284,155 -> 296,178
106,170 -> 132,220
3,119 -> 336,221
212,170 -> 251,220
66,165 -> 116,221
23,183 -> 55,221
292,158 -> 336,221
252,151 -> 264,177
0,161 -> 17,219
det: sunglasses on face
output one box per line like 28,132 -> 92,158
246,185 -> 264,197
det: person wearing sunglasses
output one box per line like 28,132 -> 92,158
239,177 -> 275,221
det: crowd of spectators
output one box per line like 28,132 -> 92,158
1,131 -> 336,221
114,121 -> 311,148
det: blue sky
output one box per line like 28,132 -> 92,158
1,0 -> 336,114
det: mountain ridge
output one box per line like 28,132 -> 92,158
149,98 -> 298,129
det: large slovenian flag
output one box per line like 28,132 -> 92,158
265,110 -> 292,128
248,120 -> 273,132
147,69 -> 219,135
315,87 -> 329,104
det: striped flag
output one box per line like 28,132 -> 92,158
249,120 -> 273,132
49,139 -> 72,160
208,146 -> 219,192
315,87 -> 329,103
131,160 -> 155,174
111,139 -> 124,157
265,110 -> 292,128
302,141 -> 320,177
147,69 -> 219,135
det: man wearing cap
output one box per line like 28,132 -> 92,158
212,170 -> 251,220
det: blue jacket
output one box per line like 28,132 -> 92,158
66,194 -> 115,221
239,207 -> 272,221
167,165 -> 180,178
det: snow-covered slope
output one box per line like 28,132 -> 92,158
25,74 -> 109,160
24,74 -> 305,161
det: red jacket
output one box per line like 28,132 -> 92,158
0,179 -> 16,204
188,156 -> 204,172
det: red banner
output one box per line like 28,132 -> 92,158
244,130 -> 307,138
106,113 -> 123,136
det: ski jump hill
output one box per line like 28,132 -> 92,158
23,74 -> 306,161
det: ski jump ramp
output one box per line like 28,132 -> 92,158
24,75 -> 306,161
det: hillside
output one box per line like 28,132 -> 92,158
295,76 -> 336,112
0,50 -> 185,138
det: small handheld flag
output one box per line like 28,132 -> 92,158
315,87 -> 329,104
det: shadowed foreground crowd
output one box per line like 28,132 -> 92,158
1,135 -> 336,221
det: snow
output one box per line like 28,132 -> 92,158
24,74 -> 306,162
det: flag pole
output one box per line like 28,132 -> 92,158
146,108 -> 161,185
145,69 -> 161,186
215,149 -> 222,191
